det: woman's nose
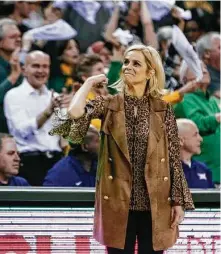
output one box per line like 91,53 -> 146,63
126,63 -> 132,70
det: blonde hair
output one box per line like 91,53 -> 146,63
114,44 -> 165,98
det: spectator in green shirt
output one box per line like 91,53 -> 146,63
0,18 -> 23,133
174,61 -> 220,184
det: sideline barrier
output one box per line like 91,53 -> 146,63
0,188 -> 220,253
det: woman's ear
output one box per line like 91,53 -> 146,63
146,69 -> 155,79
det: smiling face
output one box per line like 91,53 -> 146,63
0,137 -> 20,181
122,50 -> 148,86
24,52 -> 50,89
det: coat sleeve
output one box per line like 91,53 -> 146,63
49,95 -> 110,144
165,104 -> 195,211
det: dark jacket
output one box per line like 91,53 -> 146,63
182,160 -> 214,188
0,176 -> 30,186
43,153 -> 97,187
0,56 -> 23,133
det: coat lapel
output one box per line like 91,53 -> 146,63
106,93 -> 131,164
146,97 -> 167,160
103,94 -> 167,164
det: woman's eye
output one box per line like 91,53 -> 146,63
134,62 -> 140,67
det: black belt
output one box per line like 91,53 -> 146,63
20,151 -> 62,159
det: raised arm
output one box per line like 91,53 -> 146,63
103,5 -> 121,47
140,1 -> 158,48
68,74 -> 108,119
50,74 -> 110,143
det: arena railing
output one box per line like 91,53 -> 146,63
0,188 -> 219,253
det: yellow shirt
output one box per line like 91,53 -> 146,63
87,92 -> 101,130
162,91 -> 182,104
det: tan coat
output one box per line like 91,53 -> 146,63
49,93 -> 194,251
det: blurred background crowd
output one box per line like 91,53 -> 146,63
0,0 -> 220,189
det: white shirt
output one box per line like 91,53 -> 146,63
4,79 -> 61,153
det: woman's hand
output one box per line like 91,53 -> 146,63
171,206 -> 184,229
68,74 -> 108,119
86,74 -> 108,87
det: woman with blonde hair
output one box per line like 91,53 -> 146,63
49,44 -> 194,253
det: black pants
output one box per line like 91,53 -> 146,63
19,151 -> 63,186
107,211 -> 164,254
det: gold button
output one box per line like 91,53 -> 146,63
161,124 -> 164,128
104,195 -> 109,200
108,175 -> 113,180
161,158 -> 165,163
168,197 -> 171,201
164,177 -> 168,181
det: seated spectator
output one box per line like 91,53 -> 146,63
174,61 -> 220,184
196,32 -> 220,96
0,133 -> 30,186
177,119 -> 214,189
0,18 -> 23,133
4,51 -> 71,186
44,126 -> 99,187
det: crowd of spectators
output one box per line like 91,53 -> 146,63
0,0 -> 220,189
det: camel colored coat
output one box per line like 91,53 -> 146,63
49,93 -> 194,251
